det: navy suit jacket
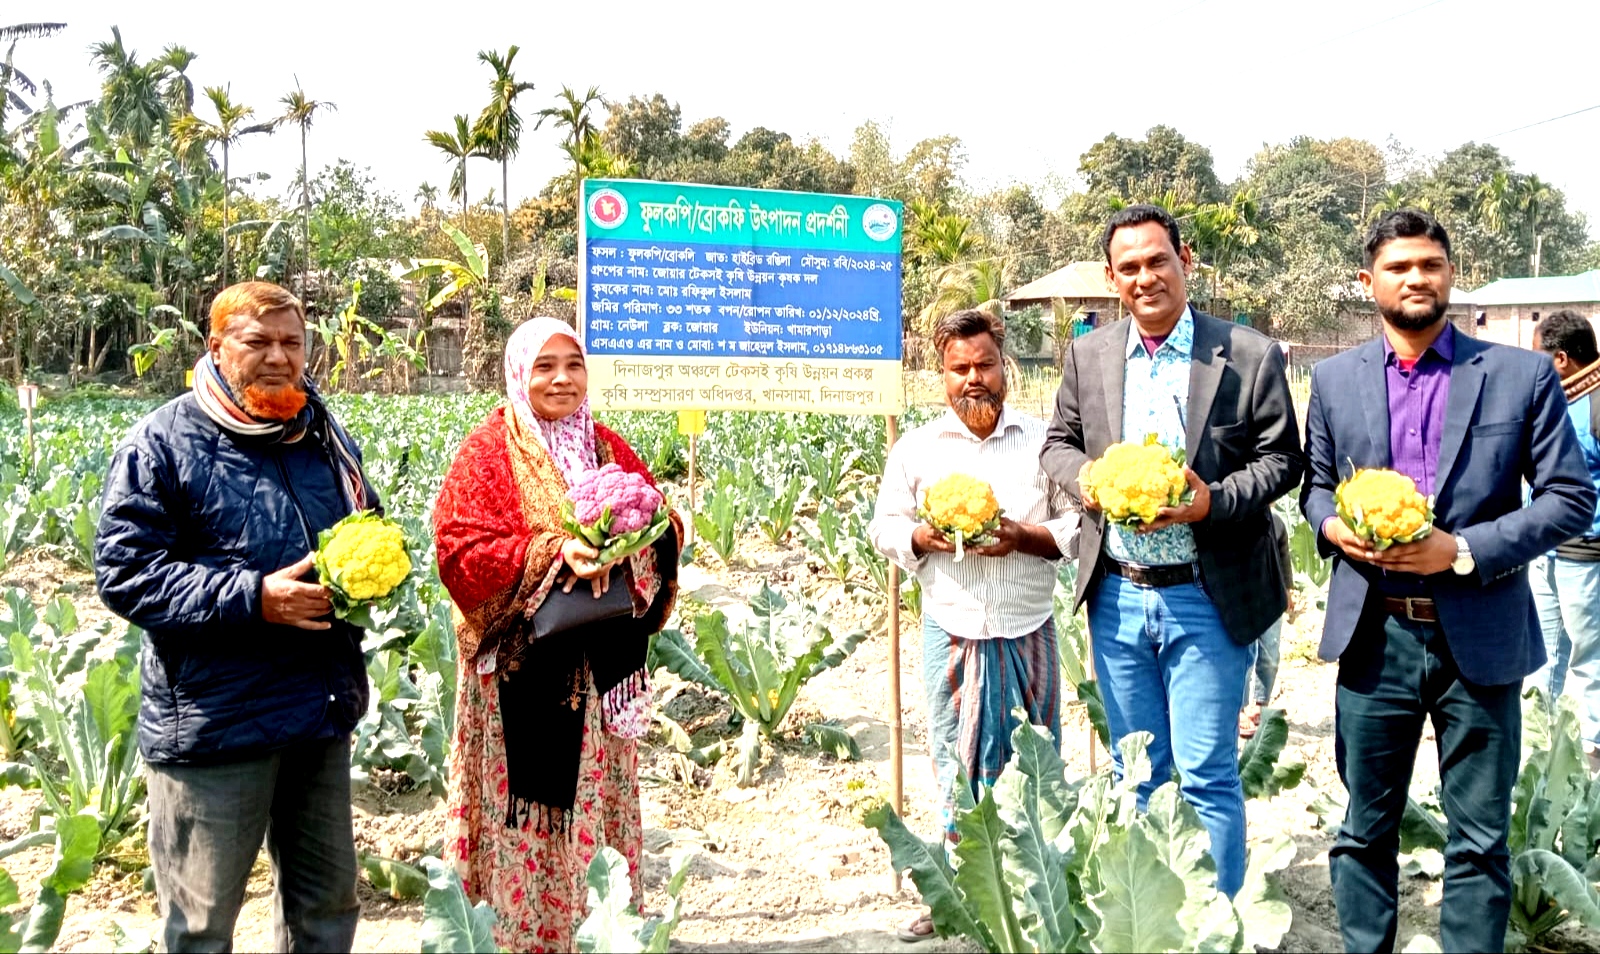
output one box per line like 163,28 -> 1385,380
1300,331 -> 1596,686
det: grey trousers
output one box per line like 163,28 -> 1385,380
147,736 -> 360,954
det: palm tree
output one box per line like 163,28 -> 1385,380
1515,174 -> 1554,275
0,22 -> 65,41
171,85 -> 276,286
1369,184 -> 1428,221
540,84 -> 608,209
538,85 -> 604,152
424,115 -> 488,228
1191,189 -> 1265,304
279,79 -> 336,297
472,47 -> 535,257
157,45 -> 198,117
910,210 -> 980,267
415,181 -> 439,211
1474,171 -> 1511,236
89,26 -> 169,150
0,23 -> 63,134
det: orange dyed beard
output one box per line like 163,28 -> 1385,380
238,381 -> 308,421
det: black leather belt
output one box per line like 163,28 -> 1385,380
1102,559 -> 1197,588
1384,596 -> 1439,622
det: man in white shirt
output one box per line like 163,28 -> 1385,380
869,308 -> 1079,943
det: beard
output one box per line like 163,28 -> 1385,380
954,388 -> 1004,433
1378,295 -> 1448,332
222,365 -> 307,421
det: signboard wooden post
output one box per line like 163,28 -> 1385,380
17,384 -> 38,479
677,410 -> 705,545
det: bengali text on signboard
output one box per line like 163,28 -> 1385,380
578,179 -> 904,414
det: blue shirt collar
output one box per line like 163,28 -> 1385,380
1126,305 -> 1196,360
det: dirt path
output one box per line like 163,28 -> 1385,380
6,549 -> 1597,952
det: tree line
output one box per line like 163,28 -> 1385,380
1,21 -> 1593,388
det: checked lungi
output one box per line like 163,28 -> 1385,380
921,614 -> 1062,835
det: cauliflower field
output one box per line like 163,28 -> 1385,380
5,392 -> 1591,954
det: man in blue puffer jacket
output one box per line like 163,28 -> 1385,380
96,281 -> 375,953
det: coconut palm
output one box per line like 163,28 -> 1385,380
424,114 -> 489,228
415,181 -> 439,211
279,79 -> 336,296
1515,174 -> 1554,271
170,85 -> 277,285
472,47 -> 535,257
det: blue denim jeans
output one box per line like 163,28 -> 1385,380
1527,554 -> 1600,746
1088,572 -> 1252,896
1246,618 -> 1283,707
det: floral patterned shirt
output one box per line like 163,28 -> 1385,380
1104,307 -> 1199,567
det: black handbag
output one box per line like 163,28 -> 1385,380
528,564 -> 633,640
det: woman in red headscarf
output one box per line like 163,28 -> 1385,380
433,317 -> 680,952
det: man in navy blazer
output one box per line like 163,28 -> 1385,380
1301,210 -> 1595,953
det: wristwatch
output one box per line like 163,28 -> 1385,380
1451,534 -> 1475,575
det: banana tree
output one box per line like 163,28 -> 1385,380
402,221 -> 488,316
170,85 -> 277,286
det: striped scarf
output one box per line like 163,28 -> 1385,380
191,353 -> 369,512
1565,356 -> 1600,403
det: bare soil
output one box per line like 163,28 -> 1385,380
5,546 -> 1597,953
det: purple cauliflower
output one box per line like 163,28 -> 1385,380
569,463 -> 665,534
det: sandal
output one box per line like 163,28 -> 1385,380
897,913 -> 935,943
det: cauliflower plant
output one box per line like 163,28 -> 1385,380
314,511 -> 413,626
918,473 -> 1002,561
1081,434 -> 1191,526
1336,467 -> 1434,549
563,463 -> 672,563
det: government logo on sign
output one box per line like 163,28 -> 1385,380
862,203 -> 898,242
588,188 -> 628,229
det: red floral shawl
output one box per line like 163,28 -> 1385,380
434,406 -> 680,666
434,407 -> 681,829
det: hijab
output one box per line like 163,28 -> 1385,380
503,317 -> 597,482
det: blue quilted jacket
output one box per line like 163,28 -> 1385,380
94,393 -> 374,764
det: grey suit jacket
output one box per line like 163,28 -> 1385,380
1040,310 -> 1305,644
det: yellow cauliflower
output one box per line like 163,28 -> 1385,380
1082,435 -> 1190,526
1336,468 -> 1434,549
918,473 -> 1003,560
315,511 -> 413,610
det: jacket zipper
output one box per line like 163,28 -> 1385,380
275,452 -> 341,723
275,454 -> 317,553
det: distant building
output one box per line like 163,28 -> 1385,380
1463,270 -> 1600,348
1280,284 -> 1478,370
1002,261 -> 1124,364
1003,261 -> 1123,324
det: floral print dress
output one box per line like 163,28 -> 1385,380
445,668 -> 643,953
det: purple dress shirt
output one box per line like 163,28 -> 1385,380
1386,323 -> 1454,497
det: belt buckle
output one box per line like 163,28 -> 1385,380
1404,597 -> 1425,621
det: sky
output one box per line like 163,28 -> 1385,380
19,0 -> 1600,233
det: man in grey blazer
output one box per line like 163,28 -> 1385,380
1301,209 -> 1595,952
1040,204 -> 1303,897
